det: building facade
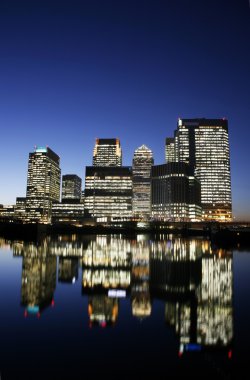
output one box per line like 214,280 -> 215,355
25,146 -> 61,223
62,174 -> 82,201
84,166 -> 132,220
132,145 -> 154,219
167,118 -> 232,221
151,162 -> 202,221
93,138 -> 122,167
51,201 -> 85,224
165,137 -> 175,163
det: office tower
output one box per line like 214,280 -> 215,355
93,138 -> 122,166
62,174 -> 82,201
25,146 -> 61,223
151,162 -> 202,221
0,204 -> 15,221
168,118 -> 232,221
165,138 -> 175,163
132,145 -> 154,219
51,202 -> 85,224
52,175 -> 83,224
84,166 -> 132,220
14,197 -> 26,222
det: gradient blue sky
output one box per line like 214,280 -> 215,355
0,0 -> 249,220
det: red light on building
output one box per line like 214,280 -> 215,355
24,310 -> 28,318
51,299 -> 55,307
228,350 -> 232,359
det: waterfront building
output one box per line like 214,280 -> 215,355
14,197 -> 26,222
62,174 -> 82,201
132,145 -> 154,219
151,162 -> 202,221
93,138 -> 122,167
167,118 -> 232,221
25,146 -> 61,223
0,204 -> 15,222
51,201 -> 85,224
84,166 -> 132,220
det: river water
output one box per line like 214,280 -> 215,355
0,234 -> 249,379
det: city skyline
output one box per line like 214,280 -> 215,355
1,119 -> 232,223
0,0 -> 249,220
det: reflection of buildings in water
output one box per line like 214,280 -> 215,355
165,301 -> 194,345
0,238 -> 11,250
49,237 -> 86,257
21,253 -> 57,315
164,247 -> 233,350
150,238 -> 203,295
82,235 -> 132,267
82,235 -> 132,291
82,268 -> 130,290
13,239 -> 57,315
13,240 -> 50,257
132,293 -> 151,318
58,257 -> 79,283
197,252 -> 233,346
6,234 -> 234,344
151,237 -> 203,261
131,237 -> 151,318
88,295 -> 118,326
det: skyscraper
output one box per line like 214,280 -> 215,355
167,118 -> 232,221
93,138 -> 122,166
132,145 -> 154,219
84,166 -> 132,220
25,146 -> 61,223
62,174 -> 82,201
165,138 -> 175,163
151,162 -> 202,221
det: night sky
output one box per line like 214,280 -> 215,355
0,0 -> 249,220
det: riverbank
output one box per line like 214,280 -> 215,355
1,220 -> 250,247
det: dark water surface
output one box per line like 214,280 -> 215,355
0,234 -> 249,379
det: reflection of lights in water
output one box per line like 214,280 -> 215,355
137,234 -> 148,242
132,298 -> 151,318
108,289 -> 126,298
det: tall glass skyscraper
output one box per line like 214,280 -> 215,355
132,145 -> 154,219
62,174 -> 82,201
25,146 -> 61,223
167,118 -> 232,221
93,138 -> 122,166
151,162 -> 202,221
